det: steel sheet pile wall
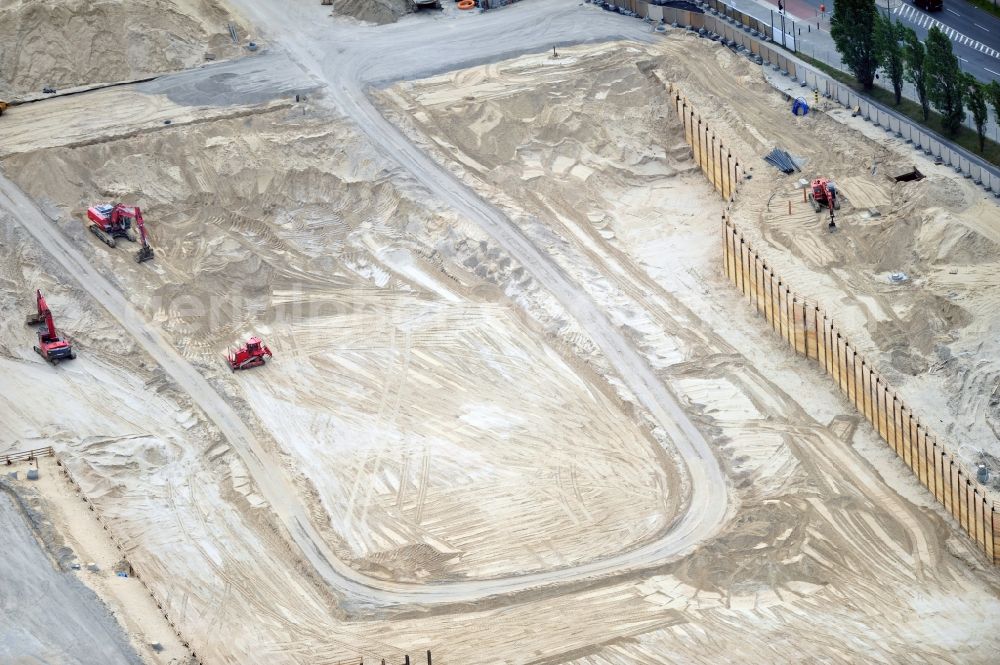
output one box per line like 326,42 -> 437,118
665,81 -> 999,565
672,89 -> 742,200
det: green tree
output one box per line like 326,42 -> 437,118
986,80 -> 1000,126
902,28 -> 930,121
831,0 -> 880,90
964,76 -> 988,152
925,26 -> 965,136
875,13 -> 905,105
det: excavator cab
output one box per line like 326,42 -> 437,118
811,180 -> 825,202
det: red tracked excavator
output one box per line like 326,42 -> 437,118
808,177 -> 840,231
25,290 -> 76,364
87,203 -> 154,262
226,336 -> 272,371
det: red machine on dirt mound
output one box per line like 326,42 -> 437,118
226,336 -> 272,371
808,177 -> 840,230
25,290 -> 76,364
87,203 -> 155,262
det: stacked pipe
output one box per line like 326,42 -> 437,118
764,148 -> 799,174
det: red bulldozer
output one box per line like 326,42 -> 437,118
25,290 -> 76,364
87,203 -> 155,262
808,177 -> 841,231
226,336 -> 272,371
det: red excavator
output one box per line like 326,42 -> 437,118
226,336 -> 272,371
25,290 -> 76,364
808,177 -> 840,231
87,203 -> 154,261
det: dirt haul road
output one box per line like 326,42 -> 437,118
227,0 -> 729,581
0,0 -> 728,609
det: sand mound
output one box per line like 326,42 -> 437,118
332,0 -> 411,25
0,0 -> 247,97
3,106 -> 683,581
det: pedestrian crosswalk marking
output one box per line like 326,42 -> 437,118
893,3 -> 1000,59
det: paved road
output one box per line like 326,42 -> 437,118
734,0 -> 1000,81
0,490 -> 142,665
1,0 -> 730,613
889,0 -> 1000,81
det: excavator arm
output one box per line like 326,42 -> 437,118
823,183 -> 837,229
30,290 -> 58,340
132,207 -> 155,263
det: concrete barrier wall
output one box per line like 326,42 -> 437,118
665,81 -> 1000,566
620,0 -> 1000,192
781,55 -> 998,192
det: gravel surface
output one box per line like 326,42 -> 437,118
0,488 -> 141,665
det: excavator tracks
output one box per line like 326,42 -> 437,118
88,222 -> 117,248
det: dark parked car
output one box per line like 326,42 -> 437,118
914,0 -> 943,11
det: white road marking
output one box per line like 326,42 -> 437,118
894,4 -> 1000,59
986,67 -> 1000,76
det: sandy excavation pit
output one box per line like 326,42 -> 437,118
375,38 -> 1000,660
0,0 -> 250,98
2,3 -> 1000,663
637,36 -> 1000,486
3,104 -> 690,582
0,214 -> 333,663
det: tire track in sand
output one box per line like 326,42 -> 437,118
0,0 -> 729,611
228,0 -> 729,594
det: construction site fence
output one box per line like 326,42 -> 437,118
616,0 -> 1000,193
57,462 -> 204,663
2,445 -> 55,465
621,0 -> 797,51
664,81 -> 1000,566
51,458 -> 418,664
